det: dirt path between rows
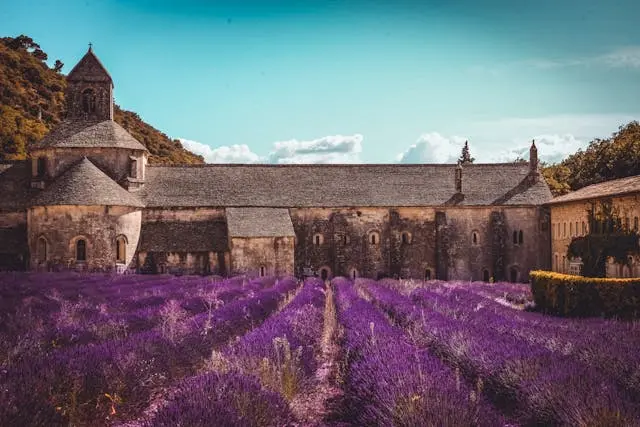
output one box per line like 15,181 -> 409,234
289,283 -> 349,427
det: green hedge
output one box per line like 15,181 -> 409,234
530,270 -> 640,319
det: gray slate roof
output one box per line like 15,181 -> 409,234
140,163 -> 552,208
31,119 -> 147,151
226,208 -> 295,237
31,157 -> 144,208
67,48 -> 113,83
0,161 -> 34,212
140,221 -> 228,252
546,174 -> 640,205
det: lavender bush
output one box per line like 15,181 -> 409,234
363,280 -> 640,425
334,278 -> 505,426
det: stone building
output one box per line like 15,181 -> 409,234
0,47 -> 554,281
547,175 -> 640,278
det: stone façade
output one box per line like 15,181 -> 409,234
0,47 -> 556,281
547,179 -> 640,278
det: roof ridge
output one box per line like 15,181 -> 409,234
147,162 -> 530,168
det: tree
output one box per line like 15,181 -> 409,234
53,60 -> 64,73
458,140 -> 474,164
567,200 -> 640,277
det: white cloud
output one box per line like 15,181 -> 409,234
178,138 -> 261,163
600,46 -> 640,69
487,134 -> 586,164
178,134 -> 363,164
396,132 -> 467,164
268,134 -> 363,164
470,46 -> 640,75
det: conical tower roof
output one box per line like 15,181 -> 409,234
31,157 -> 144,208
31,119 -> 147,151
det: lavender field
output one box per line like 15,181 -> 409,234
0,273 -> 639,426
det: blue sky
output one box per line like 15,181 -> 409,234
2,0 -> 639,164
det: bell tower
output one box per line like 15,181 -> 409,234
65,44 -> 114,121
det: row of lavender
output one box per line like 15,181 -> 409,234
360,278 -> 640,425
0,274 -> 301,426
144,277 -> 327,426
331,277 -> 508,426
0,274 -> 273,365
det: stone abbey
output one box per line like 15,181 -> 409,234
0,47 -> 567,281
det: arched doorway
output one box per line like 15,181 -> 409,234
483,269 -> 490,282
424,268 -> 432,281
510,267 -> 518,283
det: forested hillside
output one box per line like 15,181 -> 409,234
0,35 -> 203,164
542,121 -> 640,196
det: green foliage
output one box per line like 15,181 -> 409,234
0,35 -> 204,165
530,270 -> 640,319
543,121 -> 640,196
567,200 -> 640,277
458,140 -> 474,164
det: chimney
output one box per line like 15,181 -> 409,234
455,162 -> 463,193
529,139 -> 540,182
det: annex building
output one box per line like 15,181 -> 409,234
0,47 -> 555,281
547,175 -> 640,278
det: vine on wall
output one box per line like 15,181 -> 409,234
567,200 -> 640,277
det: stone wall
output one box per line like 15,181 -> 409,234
289,206 -> 548,282
0,212 -> 28,270
138,207 -> 228,275
0,211 -> 26,228
550,193 -> 640,277
27,205 -> 142,271
230,236 -> 294,277
137,251 -> 224,275
30,147 -> 147,185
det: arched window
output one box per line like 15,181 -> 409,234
569,222 -> 573,237
471,231 -> 479,246
260,266 -> 266,277
562,255 -> 566,273
38,236 -> 48,262
344,234 -> 350,245
116,235 -> 127,263
82,88 -> 96,114
313,233 -> 323,246
575,221 -> 579,236
554,254 -> 559,271
512,231 -> 518,245
36,157 -> 46,178
401,231 -> 411,245
425,268 -> 432,281
368,231 -> 380,246
625,217 -> 630,231
563,222 -> 567,237
76,239 -> 87,262
482,269 -> 490,282
582,221 -> 586,235
518,230 -> 523,245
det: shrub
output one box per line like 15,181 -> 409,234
530,271 -> 640,319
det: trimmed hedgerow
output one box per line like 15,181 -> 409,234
530,270 -> 640,319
